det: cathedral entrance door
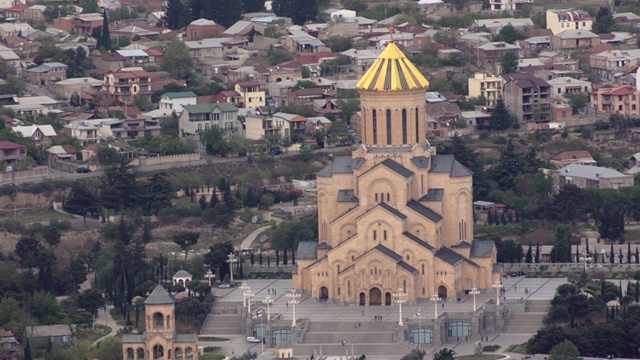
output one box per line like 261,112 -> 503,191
369,288 -> 382,305
153,344 -> 164,359
319,286 -> 329,302
359,293 -> 366,305
438,285 -> 448,299
385,292 -> 391,305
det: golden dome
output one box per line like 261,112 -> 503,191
356,41 -> 429,92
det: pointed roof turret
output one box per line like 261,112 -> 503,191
145,285 -> 174,305
356,39 -> 429,92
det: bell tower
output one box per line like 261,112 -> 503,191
356,29 -> 430,147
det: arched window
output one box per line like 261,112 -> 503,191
373,230 -> 377,240
386,109 -> 392,144
406,254 -> 410,261
372,110 -> 378,144
387,193 -> 390,202
403,279 -> 407,292
383,230 -> 387,240
415,108 -> 420,143
337,264 -> 340,273
375,193 -> 378,202
402,109 -> 407,144
421,264 -> 425,275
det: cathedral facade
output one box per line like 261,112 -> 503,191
293,40 -> 498,305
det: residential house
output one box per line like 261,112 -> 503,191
546,77 -> 591,101
26,325 -> 73,347
93,52 -> 127,72
223,20 -> 267,38
0,0 -> 25,9
6,96 -> 59,115
64,120 -> 100,143
417,0 -> 445,14
591,85 -> 640,116
50,77 -> 104,98
324,8 -> 356,20
47,144 -> 77,164
102,67 -> 152,103
554,164 -> 633,190
0,23 -> 31,38
589,49 -> 640,81
546,9 -> 592,35
460,110 -> 491,129
114,49 -> 155,66
95,118 -> 162,140
613,12 -> 640,25
159,91 -> 197,114
551,30 -> 600,50
112,26 -> 160,39
502,73 -> 552,129
488,0 -> 532,11
313,99 -> 342,120
25,62 -> 68,86
340,48 -> 382,74
184,37 -> 248,59
184,18 -> 226,40
95,97 -> 125,117
0,45 -> 19,71
551,150 -> 597,167
234,81 -> 265,108
53,13 -> 103,35
245,113 -> 291,140
285,30 -> 328,54
426,101 -> 462,137
551,100 -> 573,123
476,42 -> 520,69
178,103 -> 241,140
0,141 -> 26,164
23,4 -> 45,21
0,328 -> 20,360
521,36 -> 551,54
472,18 -> 534,34
282,113 -> 308,136
467,72 -> 504,107
12,125 -> 56,148
288,87 -> 326,108
4,4 -> 28,20
307,116 -> 332,132
199,91 -> 242,106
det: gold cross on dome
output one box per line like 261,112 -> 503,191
387,25 -> 396,42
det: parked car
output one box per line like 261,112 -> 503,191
218,283 -> 230,289
247,337 -> 261,343
77,166 -> 91,173
271,147 -> 283,155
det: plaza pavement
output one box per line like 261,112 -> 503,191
203,277 -> 569,360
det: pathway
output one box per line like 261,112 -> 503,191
92,305 -> 124,346
239,213 -> 283,250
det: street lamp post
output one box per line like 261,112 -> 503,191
417,308 -> 422,350
580,250 -> 592,272
245,289 -> 254,316
492,280 -> 503,306
205,269 -> 214,286
263,295 -> 274,321
239,281 -> 249,306
469,286 -> 480,312
392,288 -> 407,326
286,289 -> 301,328
430,294 -> 441,318
226,252 -> 238,284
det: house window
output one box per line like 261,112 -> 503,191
619,105 -> 623,111
415,108 -> 419,143
386,109 -> 392,144
402,109 -> 407,144
372,110 -> 377,144
213,113 -> 220,121
634,105 -> 637,110
561,111 -> 566,117
558,88 -> 561,94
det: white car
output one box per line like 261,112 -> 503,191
218,283 -> 230,289
247,336 -> 261,343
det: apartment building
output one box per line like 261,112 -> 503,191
502,73 -> 552,129
234,81 -> 265,108
178,103 -> 241,140
546,77 -> 591,100
102,68 -> 152,103
488,0 -> 533,11
589,49 -> 640,81
551,29 -> 600,50
591,85 -> 640,116
468,73 -> 504,107
159,91 -> 197,114
97,118 -> 162,140
53,13 -> 103,35
546,9 -> 592,35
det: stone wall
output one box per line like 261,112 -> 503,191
136,153 -> 200,167
0,166 -> 49,185
502,262 -> 640,275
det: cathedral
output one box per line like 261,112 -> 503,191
293,39 -> 498,305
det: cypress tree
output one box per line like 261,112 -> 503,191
494,210 -> 499,226
292,248 -> 295,264
24,338 -> 32,360
250,252 -> 255,265
628,241 -> 632,264
525,243 -> 532,263
576,246 -> 580,263
535,243 -> 540,263
636,280 -> 639,302
586,240 -> 590,255
101,9 -> 111,51
610,242 -> 615,263
276,249 -> 280,265
636,246 -> 639,264
501,211 -> 507,225
283,248 -> 288,265
259,252 -> 263,265
487,210 -> 493,225
593,248 -> 598,264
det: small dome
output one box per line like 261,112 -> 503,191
174,270 -> 192,278
356,41 -> 429,92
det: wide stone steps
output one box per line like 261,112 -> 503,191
303,331 -> 395,344
293,343 -> 413,357
307,321 -> 397,332
200,312 -> 242,335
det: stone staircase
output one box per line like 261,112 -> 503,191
199,302 -> 242,336
504,300 -> 549,334
293,321 -> 413,357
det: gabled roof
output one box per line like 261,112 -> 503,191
296,241 -> 318,260
470,240 -> 495,258
145,285 -> 174,305
429,155 -> 472,177
419,188 -> 444,201
435,247 -> 464,266
13,125 -> 56,137
163,91 -> 197,99
558,163 -> 632,180
0,141 -> 25,150
337,189 -> 359,202
381,158 -> 414,177
183,103 -> 238,114
412,156 -> 430,168
406,200 -> 443,222
403,231 -> 436,252
379,202 -> 407,219
373,244 -> 419,274
317,156 -> 355,177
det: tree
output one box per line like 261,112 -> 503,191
496,24 -> 522,44
566,93 -> 589,114
488,98 -> 512,131
77,288 -> 106,317
163,0 -> 188,29
173,231 -> 200,260
535,243 -> 540,263
433,348 -> 454,360
400,350 -> 425,360
14,235 -> 43,270
24,338 -> 32,360
65,183 -> 99,226
549,340 -> 581,360
202,0 -> 243,28
593,6 -> 614,34
500,52 -> 518,74
95,336 -> 123,360
43,225 -> 61,246
551,225 -> 572,263
161,38 -> 194,80
243,0 -> 264,12
204,241 -> 234,280
101,9 -> 111,51
526,243 -> 533,263
272,0 -> 317,25
69,257 -> 88,291
201,127 -> 230,156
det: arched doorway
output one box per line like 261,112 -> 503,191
369,288 -> 382,305
385,292 -> 391,305
319,286 -> 329,302
153,344 -> 164,359
438,285 -> 448,299
359,292 -> 366,305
